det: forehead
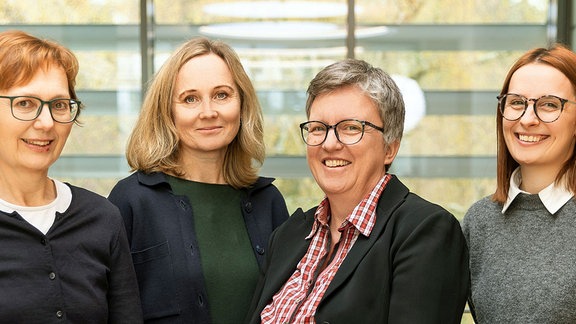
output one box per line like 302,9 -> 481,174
509,63 -> 573,97
176,54 -> 234,87
4,66 -> 69,96
309,85 -> 379,121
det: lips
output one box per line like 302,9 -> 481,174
517,134 -> 547,143
23,139 -> 52,146
323,159 -> 350,167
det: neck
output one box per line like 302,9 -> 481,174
0,171 -> 55,206
177,151 -> 227,184
326,195 -> 356,230
519,165 -> 561,194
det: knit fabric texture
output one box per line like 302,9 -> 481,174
463,194 -> 576,324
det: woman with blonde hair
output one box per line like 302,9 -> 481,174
108,37 -> 289,323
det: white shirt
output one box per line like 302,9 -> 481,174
502,167 -> 574,214
0,179 -> 72,234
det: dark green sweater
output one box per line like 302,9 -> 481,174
169,177 -> 259,324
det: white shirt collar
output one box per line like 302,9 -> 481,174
502,168 -> 574,214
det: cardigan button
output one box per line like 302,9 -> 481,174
244,202 -> 253,213
256,245 -> 265,255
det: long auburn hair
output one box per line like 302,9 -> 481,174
493,44 -> 576,203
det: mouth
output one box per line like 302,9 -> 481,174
23,139 -> 52,147
197,126 -> 222,132
323,159 -> 351,167
517,133 -> 547,143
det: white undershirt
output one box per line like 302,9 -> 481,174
0,179 -> 72,234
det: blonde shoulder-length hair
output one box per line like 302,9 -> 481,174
126,37 -> 264,189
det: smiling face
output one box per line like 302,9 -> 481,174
504,63 -> 576,175
0,66 -> 73,176
172,53 -> 241,160
306,85 -> 399,204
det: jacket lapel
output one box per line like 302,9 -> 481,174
322,176 -> 409,298
258,207 -> 316,308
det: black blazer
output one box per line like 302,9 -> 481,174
248,175 -> 469,324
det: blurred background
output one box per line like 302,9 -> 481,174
0,0 -> 571,225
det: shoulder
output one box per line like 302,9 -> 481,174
67,183 -> 117,211
462,196 -> 501,228
109,171 -> 169,199
274,206 -> 315,237
247,177 -> 286,202
65,183 -> 124,229
112,171 -> 167,190
382,177 -> 456,226
393,191 -> 460,232
249,177 -> 279,194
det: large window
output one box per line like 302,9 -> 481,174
0,0 -> 564,215
0,1 -> 568,322
0,0 -> 563,216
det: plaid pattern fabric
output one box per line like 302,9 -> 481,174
260,174 -> 391,324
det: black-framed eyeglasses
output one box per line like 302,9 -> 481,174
299,119 -> 384,146
0,95 -> 80,123
497,93 -> 576,123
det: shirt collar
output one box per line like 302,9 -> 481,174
307,174 -> 391,239
502,167 -> 573,214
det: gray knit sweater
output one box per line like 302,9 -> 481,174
462,194 -> 576,324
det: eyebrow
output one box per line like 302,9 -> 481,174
175,84 -> 237,99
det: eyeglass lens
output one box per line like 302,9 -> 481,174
10,96 -> 79,122
301,120 -> 365,146
500,94 -> 563,122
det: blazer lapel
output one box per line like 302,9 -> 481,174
258,207 -> 316,309
322,176 -> 409,299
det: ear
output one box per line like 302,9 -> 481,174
383,140 -> 401,165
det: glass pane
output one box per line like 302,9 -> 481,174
0,0 -> 554,226
0,0 -> 139,24
356,0 -> 548,24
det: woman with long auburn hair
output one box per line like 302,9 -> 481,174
463,44 -> 576,323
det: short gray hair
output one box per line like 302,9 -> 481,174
305,58 -> 405,144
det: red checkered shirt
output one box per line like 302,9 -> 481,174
260,174 -> 391,324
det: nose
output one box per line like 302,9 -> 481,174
33,103 -> 55,128
321,126 -> 342,149
519,100 -> 540,124
198,101 -> 218,119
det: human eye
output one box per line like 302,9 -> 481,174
537,96 -> 561,111
306,122 -> 326,134
506,96 -> 526,109
338,120 -> 363,134
13,96 -> 38,110
183,95 -> 199,105
51,99 -> 70,111
214,91 -> 229,100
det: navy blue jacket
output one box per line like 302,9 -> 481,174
108,171 -> 289,323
